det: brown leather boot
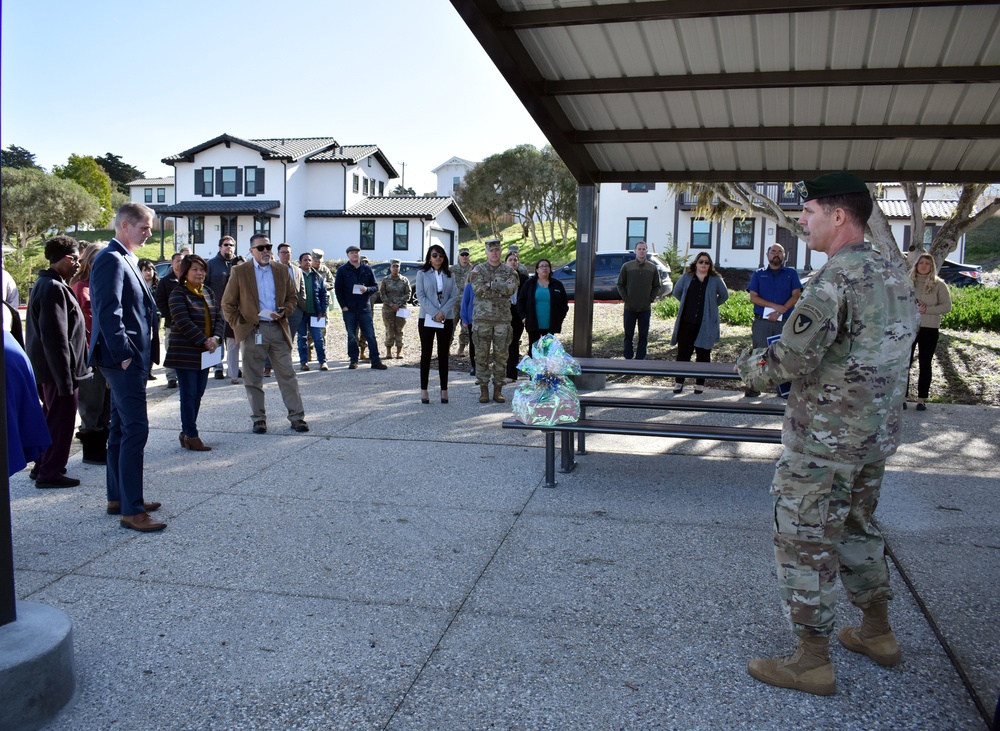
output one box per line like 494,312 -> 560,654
838,602 -> 901,666
748,635 -> 836,696
479,384 -> 491,404
493,383 -> 506,403
395,346 -> 402,359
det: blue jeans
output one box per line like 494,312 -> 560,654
342,309 -> 382,365
297,314 -> 327,365
623,308 -> 651,360
175,367 -> 208,438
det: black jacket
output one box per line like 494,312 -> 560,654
516,276 -> 569,333
154,272 -> 180,327
25,269 -> 91,395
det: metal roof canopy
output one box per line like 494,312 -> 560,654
451,0 -> 1000,184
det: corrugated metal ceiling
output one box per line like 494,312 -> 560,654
450,0 -> 1000,183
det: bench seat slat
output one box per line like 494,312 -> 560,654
502,417 -> 782,444
578,396 -> 785,416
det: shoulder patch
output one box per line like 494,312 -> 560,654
791,312 -> 814,334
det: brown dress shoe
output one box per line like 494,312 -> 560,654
120,512 -> 167,532
181,435 -> 212,451
107,501 -> 162,515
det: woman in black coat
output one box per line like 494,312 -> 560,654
506,251 -> 529,381
164,255 -> 224,451
516,258 -> 569,355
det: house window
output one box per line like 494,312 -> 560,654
367,156 -> 372,167
245,167 -> 264,196
378,181 -> 384,196
352,174 -> 359,194
144,188 -> 152,203
195,168 -> 213,197
626,218 -> 647,250
220,167 -> 240,196
190,216 -> 205,245
453,176 -> 461,191
253,216 -> 270,238
622,182 -> 656,192
360,220 -> 375,250
156,188 -> 165,203
393,221 -> 408,251
363,178 -> 369,196
732,219 -> 755,250
691,219 -> 712,249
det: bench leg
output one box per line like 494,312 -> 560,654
542,431 -> 557,487
577,406 -> 587,454
559,431 -> 577,474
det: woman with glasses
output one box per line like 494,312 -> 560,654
670,253 -> 729,393
516,258 -> 569,355
416,245 -> 458,404
164,255 -> 224,450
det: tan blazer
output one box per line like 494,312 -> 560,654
221,261 -> 298,347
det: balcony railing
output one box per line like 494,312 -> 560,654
678,183 -> 803,210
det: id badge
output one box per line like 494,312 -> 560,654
254,332 -> 263,345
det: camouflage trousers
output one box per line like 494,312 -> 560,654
472,322 -> 512,386
382,308 -> 406,351
457,322 -> 470,348
771,449 -> 893,638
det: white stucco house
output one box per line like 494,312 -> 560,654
153,134 -> 467,262
432,156 -> 478,197
596,182 -> 972,271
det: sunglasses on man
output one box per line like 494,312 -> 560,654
254,244 -> 273,252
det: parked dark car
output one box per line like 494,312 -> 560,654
155,261 -> 172,280
551,251 -> 673,301
938,258 -> 983,287
370,260 -> 422,304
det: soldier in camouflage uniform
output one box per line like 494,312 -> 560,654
378,259 -> 412,360
468,238 -> 519,403
736,172 -> 919,696
451,247 -> 474,355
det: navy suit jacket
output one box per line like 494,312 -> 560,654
89,238 -> 156,371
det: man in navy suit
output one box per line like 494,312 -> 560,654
90,203 -> 165,531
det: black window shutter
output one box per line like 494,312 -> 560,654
903,226 -> 911,250
257,168 -> 265,195
216,168 -> 223,195
236,169 -> 243,195
195,169 -> 204,196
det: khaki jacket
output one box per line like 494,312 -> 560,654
221,261 -> 298,347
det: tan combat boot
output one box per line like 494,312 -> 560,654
493,383 -> 506,403
479,384 -> 491,404
747,635 -> 836,696
458,343 -> 466,356
838,602 -> 901,666
396,346 -> 402,359
359,344 -> 368,361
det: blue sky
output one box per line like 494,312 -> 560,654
0,0 -> 548,194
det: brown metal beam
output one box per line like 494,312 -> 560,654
544,66 -> 1000,95
586,169 -> 1000,184
503,0 -> 996,28
449,0 -> 600,185
574,125 -> 1000,143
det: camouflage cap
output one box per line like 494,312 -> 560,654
345,245 -> 360,253
507,243 -> 520,253
795,172 -> 869,202
390,258 -> 401,266
484,238 -> 502,251
459,247 -> 470,255
312,248 -> 325,259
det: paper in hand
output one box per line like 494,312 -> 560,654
424,315 -> 445,329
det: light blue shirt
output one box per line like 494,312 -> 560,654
253,260 -> 277,320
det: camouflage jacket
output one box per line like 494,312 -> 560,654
469,262 -> 519,324
451,263 -> 473,295
736,241 -> 918,463
378,274 -> 411,307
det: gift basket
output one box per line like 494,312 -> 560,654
510,335 -> 581,426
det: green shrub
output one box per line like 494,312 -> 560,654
652,290 -> 754,327
720,290 -> 754,327
941,285 -> 1000,332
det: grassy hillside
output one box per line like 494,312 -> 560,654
459,222 -> 577,267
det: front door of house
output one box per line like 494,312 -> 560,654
221,216 -> 238,245
776,227 -> 799,269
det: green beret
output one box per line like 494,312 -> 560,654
795,172 -> 869,201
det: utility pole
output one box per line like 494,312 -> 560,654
399,162 -> 405,193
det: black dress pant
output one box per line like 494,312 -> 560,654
909,326 -> 940,399
418,318 -> 454,389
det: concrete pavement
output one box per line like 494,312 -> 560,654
9,361 -> 997,730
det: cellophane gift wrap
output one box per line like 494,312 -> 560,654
511,335 -> 581,425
